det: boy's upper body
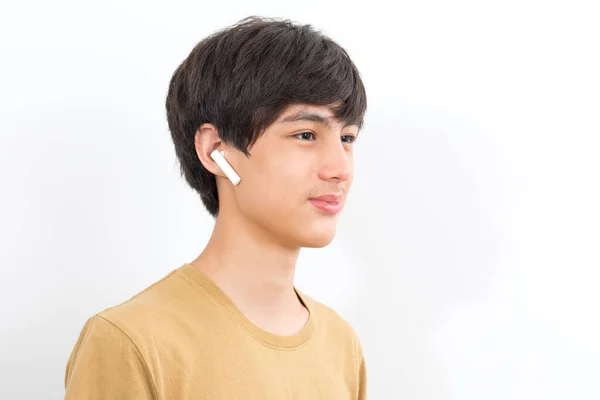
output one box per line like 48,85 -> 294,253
65,16 -> 367,399
64,263 -> 366,399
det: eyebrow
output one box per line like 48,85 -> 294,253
280,111 -> 356,129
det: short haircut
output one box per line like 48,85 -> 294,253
165,16 -> 367,217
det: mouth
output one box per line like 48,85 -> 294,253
308,199 -> 343,214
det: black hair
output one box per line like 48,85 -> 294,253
165,16 -> 367,217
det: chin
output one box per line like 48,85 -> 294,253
296,223 -> 337,248
301,236 -> 334,248
263,206 -> 341,248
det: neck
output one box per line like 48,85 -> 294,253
190,208 -> 303,320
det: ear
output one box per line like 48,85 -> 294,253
194,123 -> 225,178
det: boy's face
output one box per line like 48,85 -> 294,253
226,104 -> 359,248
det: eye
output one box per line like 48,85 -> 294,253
294,131 -> 315,141
342,135 -> 358,144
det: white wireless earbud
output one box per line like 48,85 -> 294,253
210,149 -> 241,185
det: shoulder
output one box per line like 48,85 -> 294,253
304,294 -> 358,335
302,294 -> 364,357
90,266 -> 210,348
97,268 -> 179,328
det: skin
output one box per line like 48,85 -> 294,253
189,103 -> 359,336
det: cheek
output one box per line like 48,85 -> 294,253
238,156 -> 308,213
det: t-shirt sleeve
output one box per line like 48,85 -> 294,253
355,335 -> 367,400
64,315 -> 157,400
358,353 -> 367,400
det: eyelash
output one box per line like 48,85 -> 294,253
294,131 -> 357,144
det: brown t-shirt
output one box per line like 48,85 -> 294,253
64,263 -> 367,399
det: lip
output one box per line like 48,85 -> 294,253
308,194 -> 343,214
310,194 -> 341,203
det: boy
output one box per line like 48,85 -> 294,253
65,15 -> 367,399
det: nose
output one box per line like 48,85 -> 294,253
317,138 -> 352,183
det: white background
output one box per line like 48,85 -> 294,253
1,1 -> 599,398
